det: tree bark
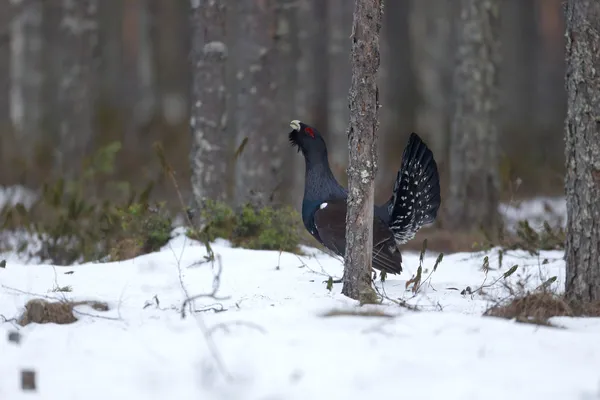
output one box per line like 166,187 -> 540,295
327,0 -> 353,180
342,0 -> 383,302
189,0 -> 229,205
9,0 -> 44,168
233,0 -> 283,206
375,0 -> 415,204
274,0 -> 301,206
446,0 -> 501,233
564,0 -> 600,304
50,0 -> 99,177
409,0 -> 452,171
0,1 -> 10,132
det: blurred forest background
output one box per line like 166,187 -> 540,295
0,1 -> 566,244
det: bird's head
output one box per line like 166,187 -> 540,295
288,120 -> 327,160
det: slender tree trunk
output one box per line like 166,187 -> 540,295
311,1 -> 329,133
446,0 -> 501,233
52,0 -> 99,177
376,0 -> 415,204
294,0 -> 320,207
342,0 -> 383,302
327,0 -> 353,180
189,0 -> 229,205
233,0 -> 283,206
9,0 -> 44,168
0,1 -> 12,182
274,0 -> 301,206
0,1 -> 10,132
97,0 -> 124,118
150,0 -> 188,127
409,0 -> 452,170
564,0 -> 600,304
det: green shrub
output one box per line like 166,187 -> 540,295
191,200 -> 305,254
0,142 -> 173,265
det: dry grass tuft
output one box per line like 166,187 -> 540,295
18,299 -> 109,326
484,292 -> 600,327
109,238 -> 144,261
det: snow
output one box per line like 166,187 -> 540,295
1,226 -> 600,400
2,193 -> 600,399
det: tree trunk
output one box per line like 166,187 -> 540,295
51,0 -> 99,177
9,0 -> 44,168
150,0 -> 188,127
446,0 -> 501,233
293,0 -> 320,208
342,0 -> 383,302
274,0 -> 301,207
327,0 -> 353,181
189,0 -> 229,205
409,0 -> 452,172
233,0 -> 283,207
375,0 -> 415,204
0,1 -> 10,132
122,0 -> 157,141
564,0 -> 600,304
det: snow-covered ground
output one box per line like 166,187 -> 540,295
2,189 -> 599,399
1,226 -> 600,400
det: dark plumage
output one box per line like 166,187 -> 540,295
289,119 -> 441,275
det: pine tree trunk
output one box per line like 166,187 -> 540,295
446,0 -> 501,232
189,0 -> 229,205
233,0 -> 283,206
274,0 -> 301,207
564,0 -> 600,304
342,0 -> 383,302
376,0 -> 415,204
409,0 -> 452,171
327,0 -> 353,180
9,0 -> 44,168
0,1 -> 10,132
51,0 -> 99,177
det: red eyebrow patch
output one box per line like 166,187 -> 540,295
305,127 -> 315,138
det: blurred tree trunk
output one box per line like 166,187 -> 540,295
376,0 -> 415,204
97,0 -> 124,132
150,0 -> 188,127
498,0 -> 537,193
0,2 -> 11,182
409,0 -> 452,171
447,0 -> 501,232
122,0 -> 157,140
0,2 -> 12,131
311,1 -> 329,133
47,0 -> 99,178
564,0 -> 600,304
233,0 -> 283,206
294,0 -> 322,207
533,0 -> 566,186
9,0 -> 44,169
342,0 -> 382,303
189,0 -> 229,205
327,0 -> 353,180
274,0 -> 301,206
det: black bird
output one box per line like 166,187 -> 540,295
289,119 -> 441,275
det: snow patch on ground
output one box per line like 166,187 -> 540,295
1,228 -> 599,399
499,196 -> 566,231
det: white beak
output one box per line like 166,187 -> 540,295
290,120 -> 301,131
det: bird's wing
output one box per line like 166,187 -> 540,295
313,199 -> 403,274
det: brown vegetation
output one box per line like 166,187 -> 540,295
18,299 -> 109,326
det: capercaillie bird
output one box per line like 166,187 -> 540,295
289,119 -> 441,275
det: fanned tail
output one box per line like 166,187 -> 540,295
387,133 -> 441,245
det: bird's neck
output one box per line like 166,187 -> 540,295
303,156 -> 346,202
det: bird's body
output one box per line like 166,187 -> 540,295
289,120 -> 441,275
